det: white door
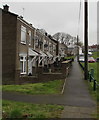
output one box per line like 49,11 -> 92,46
28,57 -> 32,75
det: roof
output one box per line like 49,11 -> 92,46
62,60 -> 71,64
46,52 -> 53,57
39,51 -> 47,57
28,48 -> 38,56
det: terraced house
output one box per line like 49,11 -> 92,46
2,5 -> 59,84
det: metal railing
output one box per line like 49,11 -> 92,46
79,61 -> 99,91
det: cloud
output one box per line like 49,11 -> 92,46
1,1 -> 97,45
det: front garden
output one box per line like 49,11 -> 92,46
2,80 -> 64,95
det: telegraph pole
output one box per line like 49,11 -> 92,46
84,0 -> 88,80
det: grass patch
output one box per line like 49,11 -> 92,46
92,52 -> 98,59
2,80 -> 64,95
65,56 -> 75,60
2,100 -> 64,119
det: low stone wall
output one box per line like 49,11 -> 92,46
38,73 -> 64,82
18,76 -> 38,84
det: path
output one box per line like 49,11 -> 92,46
2,59 -> 97,118
61,59 -> 97,118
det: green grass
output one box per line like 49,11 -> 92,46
80,52 -> 99,82
2,100 -> 64,119
92,52 -> 98,59
88,63 -> 98,81
2,80 -> 64,95
65,56 -> 75,60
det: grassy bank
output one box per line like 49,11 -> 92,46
80,52 -> 98,82
2,80 -> 64,95
2,100 -> 64,119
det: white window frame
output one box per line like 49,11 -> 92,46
20,56 -> 27,74
21,25 -> 26,44
49,43 -> 53,53
29,30 -> 32,45
35,35 -> 39,48
53,45 -> 56,52
43,39 -> 45,51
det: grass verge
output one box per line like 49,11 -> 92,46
79,52 -> 99,119
2,80 -> 64,95
2,100 -> 64,119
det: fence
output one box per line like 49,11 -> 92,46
79,61 -> 99,91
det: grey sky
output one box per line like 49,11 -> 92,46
0,1 -> 97,45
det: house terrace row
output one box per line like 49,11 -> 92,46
2,5 -> 69,84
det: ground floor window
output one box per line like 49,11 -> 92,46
20,56 -> 27,74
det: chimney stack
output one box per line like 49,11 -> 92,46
3,4 -> 9,12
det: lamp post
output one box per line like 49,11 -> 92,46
84,0 -> 88,80
77,35 -> 79,62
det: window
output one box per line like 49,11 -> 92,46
21,26 -> 26,44
49,43 -> 53,53
53,45 -> 56,52
39,41 -> 43,49
29,30 -> 31,45
35,36 -> 39,48
20,56 -> 27,74
44,40 -> 46,50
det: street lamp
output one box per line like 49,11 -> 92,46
77,35 -> 79,62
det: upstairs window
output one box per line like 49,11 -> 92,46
49,43 -> 53,53
21,26 -> 26,44
35,36 -> 39,48
28,30 -> 32,45
53,45 -> 56,52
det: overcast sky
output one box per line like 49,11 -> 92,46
0,1 -> 97,45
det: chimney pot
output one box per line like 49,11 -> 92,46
30,23 -> 32,26
20,16 -> 23,19
3,4 -> 9,12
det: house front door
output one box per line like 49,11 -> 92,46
28,57 -> 32,75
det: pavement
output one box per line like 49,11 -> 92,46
2,59 -> 97,118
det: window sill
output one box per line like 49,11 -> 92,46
21,42 -> 26,45
20,72 -> 27,75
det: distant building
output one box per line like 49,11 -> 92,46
67,37 -> 78,56
79,46 -> 84,56
88,44 -> 98,52
59,43 -> 68,58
